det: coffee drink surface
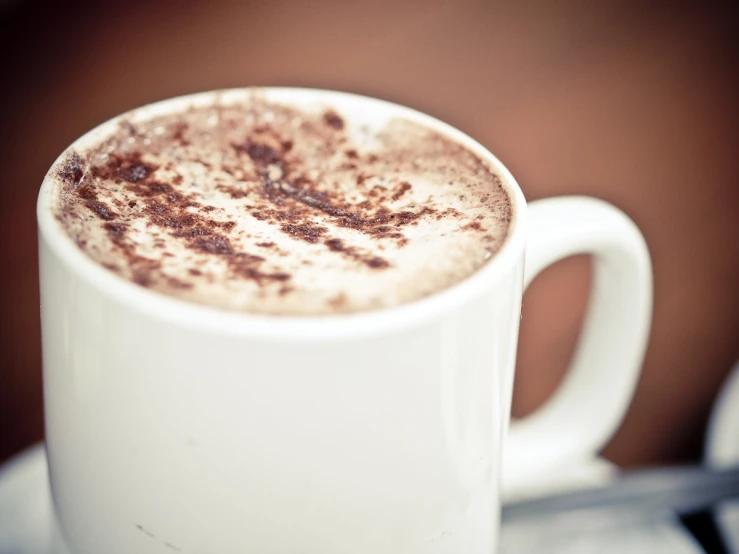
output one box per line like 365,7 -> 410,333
50,91 -> 513,315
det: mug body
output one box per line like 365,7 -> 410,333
38,88 -> 527,554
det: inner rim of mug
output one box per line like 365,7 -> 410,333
37,87 -> 528,340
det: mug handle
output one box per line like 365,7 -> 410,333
502,196 -> 652,497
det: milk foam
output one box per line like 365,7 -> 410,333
50,91 -> 512,315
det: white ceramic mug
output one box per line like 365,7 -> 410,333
38,88 -> 652,554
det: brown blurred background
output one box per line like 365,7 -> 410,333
1,0 -> 738,467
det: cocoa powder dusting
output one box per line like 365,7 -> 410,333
86,200 -> 117,221
391,181 -> 412,201
51,94 -> 512,315
281,222 -> 327,243
58,152 -> 84,185
323,111 -> 344,130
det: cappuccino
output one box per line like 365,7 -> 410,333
50,90 -> 513,315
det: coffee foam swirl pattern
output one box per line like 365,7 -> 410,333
51,93 -> 512,315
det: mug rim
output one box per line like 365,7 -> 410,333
37,87 -> 528,341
